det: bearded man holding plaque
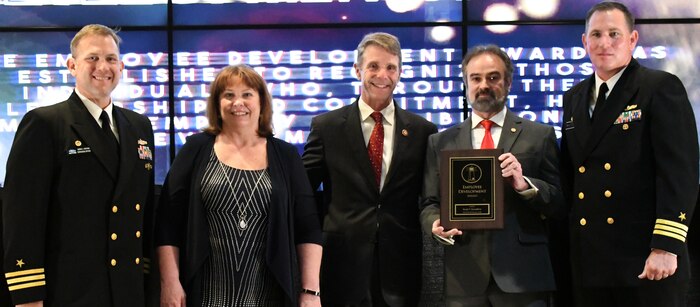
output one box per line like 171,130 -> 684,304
419,45 -> 564,307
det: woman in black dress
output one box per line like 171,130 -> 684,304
156,64 -> 322,307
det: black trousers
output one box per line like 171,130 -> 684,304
324,245 -> 412,307
573,280 -> 688,307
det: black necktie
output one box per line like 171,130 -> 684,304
100,110 -> 119,151
592,82 -> 608,121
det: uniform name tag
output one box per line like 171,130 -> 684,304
68,147 -> 92,155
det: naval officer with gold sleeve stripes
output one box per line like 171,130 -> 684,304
560,2 -> 698,306
2,24 -> 155,307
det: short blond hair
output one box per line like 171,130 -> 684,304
70,24 -> 121,58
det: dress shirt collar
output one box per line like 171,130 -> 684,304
358,98 -> 395,126
75,88 -> 115,126
594,66 -> 626,100
470,107 -> 507,129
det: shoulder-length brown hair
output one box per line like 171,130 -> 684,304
204,64 -> 274,137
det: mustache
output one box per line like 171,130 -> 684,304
476,88 -> 496,100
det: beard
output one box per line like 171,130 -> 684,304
469,88 -> 507,114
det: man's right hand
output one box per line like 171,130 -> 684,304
432,219 -> 462,239
17,301 -> 43,307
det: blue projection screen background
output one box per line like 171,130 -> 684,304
0,0 -> 698,185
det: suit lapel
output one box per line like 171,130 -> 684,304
384,105 -> 409,187
498,110 -> 523,152
343,100 -> 378,193
67,93 -> 118,180
112,108 -> 137,201
571,77 -> 595,148
454,117 -> 473,150
583,59 -> 641,157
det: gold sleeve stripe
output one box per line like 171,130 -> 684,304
656,219 -> 689,231
7,274 -> 44,285
653,229 -> 686,242
143,263 -> 150,269
5,268 -> 44,278
143,258 -> 151,263
654,225 -> 687,237
8,281 -> 46,291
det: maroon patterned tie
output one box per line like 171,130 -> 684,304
480,119 -> 495,149
367,111 -> 384,187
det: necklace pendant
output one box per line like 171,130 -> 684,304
239,219 -> 247,229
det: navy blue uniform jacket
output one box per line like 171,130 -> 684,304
561,59 -> 699,287
2,92 -> 155,306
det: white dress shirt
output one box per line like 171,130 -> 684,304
358,99 -> 395,191
75,89 -> 120,143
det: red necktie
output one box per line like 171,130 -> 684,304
367,111 -> 384,187
480,119 -> 495,149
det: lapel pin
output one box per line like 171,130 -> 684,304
401,129 -> 408,136
510,128 -> 517,133
138,139 -> 148,145
75,140 -> 82,147
145,163 -> 153,170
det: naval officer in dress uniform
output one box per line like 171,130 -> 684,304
2,24 -> 155,307
561,2 -> 699,306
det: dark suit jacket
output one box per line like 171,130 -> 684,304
561,59 -> 699,287
2,92 -> 155,306
420,110 -> 563,300
155,133 -> 322,307
303,100 -> 437,305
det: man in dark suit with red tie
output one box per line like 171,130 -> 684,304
420,45 -> 563,306
2,24 -> 155,307
303,32 -> 437,306
560,2 -> 698,306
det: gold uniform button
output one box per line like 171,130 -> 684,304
111,233 -> 117,241
135,258 -> 140,265
607,217 -> 615,224
580,218 -> 587,226
604,190 -> 612,198
604,163 -> 612,171
135,203 -> 141,211
112,206 -> 118,213
578,192 -> 584,200
578,166 -> 586,173
136,231 -> 141,238
110,259 -> 117,267
622,123 -> 629,130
